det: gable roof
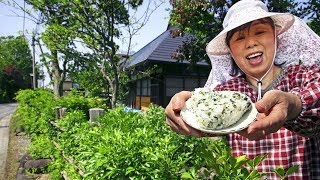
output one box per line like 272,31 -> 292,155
125,27 -> 200,68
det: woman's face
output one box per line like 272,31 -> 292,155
229,19 -> 276,79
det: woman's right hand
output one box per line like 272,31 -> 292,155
165,91 -> 205,137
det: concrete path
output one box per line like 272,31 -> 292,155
0,103 -> 18,180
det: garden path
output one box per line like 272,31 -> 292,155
0,103 -> 18,180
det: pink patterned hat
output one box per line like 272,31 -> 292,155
206,0 -> 295,55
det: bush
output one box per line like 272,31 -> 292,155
51,104 -> 215,179
14,90 -> 297,179
15,89 -> 55,136
56,89 -> 107,118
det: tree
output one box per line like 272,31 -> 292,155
68,52 -> 129,105
68,0 -> 165,108
1,0 -> 79,98
37,23 -> 77,98
169,0 -> 315,64
169,0 -> 237,64
300,0 -> 320,35
24,0 -> 164,108
0,36 -> 33,102
67,0 -> 140,108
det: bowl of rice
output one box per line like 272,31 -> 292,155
180,88 -> 258,135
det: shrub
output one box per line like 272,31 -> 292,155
15,90 -> 297,179
56,89 -> 107,118
15,89 -> 55,136
52,104 -> 216,179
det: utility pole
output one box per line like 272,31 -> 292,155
32,32 -> 36,89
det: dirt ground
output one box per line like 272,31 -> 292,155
4,118 -> 30,180
4,116 -> 49,180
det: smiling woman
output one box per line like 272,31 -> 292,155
165,0 -> 320,179
227,18 -> 277,83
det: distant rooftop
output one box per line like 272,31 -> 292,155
125,26 -> 207,68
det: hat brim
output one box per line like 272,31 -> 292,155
206,11 -> 295,56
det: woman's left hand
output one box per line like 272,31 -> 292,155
238,90 -> 302,140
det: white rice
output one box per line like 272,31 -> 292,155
181,88 -> 251,130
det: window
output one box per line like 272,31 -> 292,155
166,78 -> 183,96
136,80 -> 141,96
136,79 -> 151,96
165,77 -> 207,97
185,78 -> 198,91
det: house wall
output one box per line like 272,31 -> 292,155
127,62 -> 211,109
162,75 -> 208,107
127,77 -> 152,110
161,63 -> 210,107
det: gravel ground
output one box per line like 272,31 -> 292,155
4,125 -> 31,179
4,116 -> 49,180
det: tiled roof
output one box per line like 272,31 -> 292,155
125,27 -> 200,68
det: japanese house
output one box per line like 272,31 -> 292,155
125,26 -> 211,110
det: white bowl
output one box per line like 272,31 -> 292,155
182,102 -> 257,135
180,89 -> 258,135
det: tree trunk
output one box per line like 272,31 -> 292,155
111,81 -> 118,109
110,60 -> 119,109
52,51 -> 63,98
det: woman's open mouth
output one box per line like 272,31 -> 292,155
246,52 -> 263,65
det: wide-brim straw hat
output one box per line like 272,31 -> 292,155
206,0 -> 295,55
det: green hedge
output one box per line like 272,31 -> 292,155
15,89 -> 294,179
15,89 -> 56,135
54,106 -> 214,179
14,89 -> 217,179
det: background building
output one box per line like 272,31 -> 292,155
126,26 -> 211,109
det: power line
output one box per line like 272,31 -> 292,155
23,0 -> 26,36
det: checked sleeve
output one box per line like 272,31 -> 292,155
284,64 -> 320,137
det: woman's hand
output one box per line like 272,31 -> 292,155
238,90 -> 302,140
165,91 -> 206,137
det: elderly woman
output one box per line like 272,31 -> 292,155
165,0 -> 320,179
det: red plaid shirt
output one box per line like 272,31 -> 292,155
213,64 -> 320,179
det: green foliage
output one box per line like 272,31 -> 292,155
24,0 -> 146,107
16,92 -> 218,178
181,143 -> 298,179
301,0 -> 320,35
0,36 -> 33,103
273,165 -> 299,180
53,104 -> 213,179
169,0 -> 227,64
129,0 -> 143,8
181,140 -> 299,179
28,135 -> 55,159
10,110 -> 25,133
181,141 -> 267,179
68,54 -> 130,105
266,0 -> 300,14
56,89 -> 108,118
15,91 -> 299,179
69,67 -> 106,98
15,89 -> 56,136
0,36 -> 33,75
